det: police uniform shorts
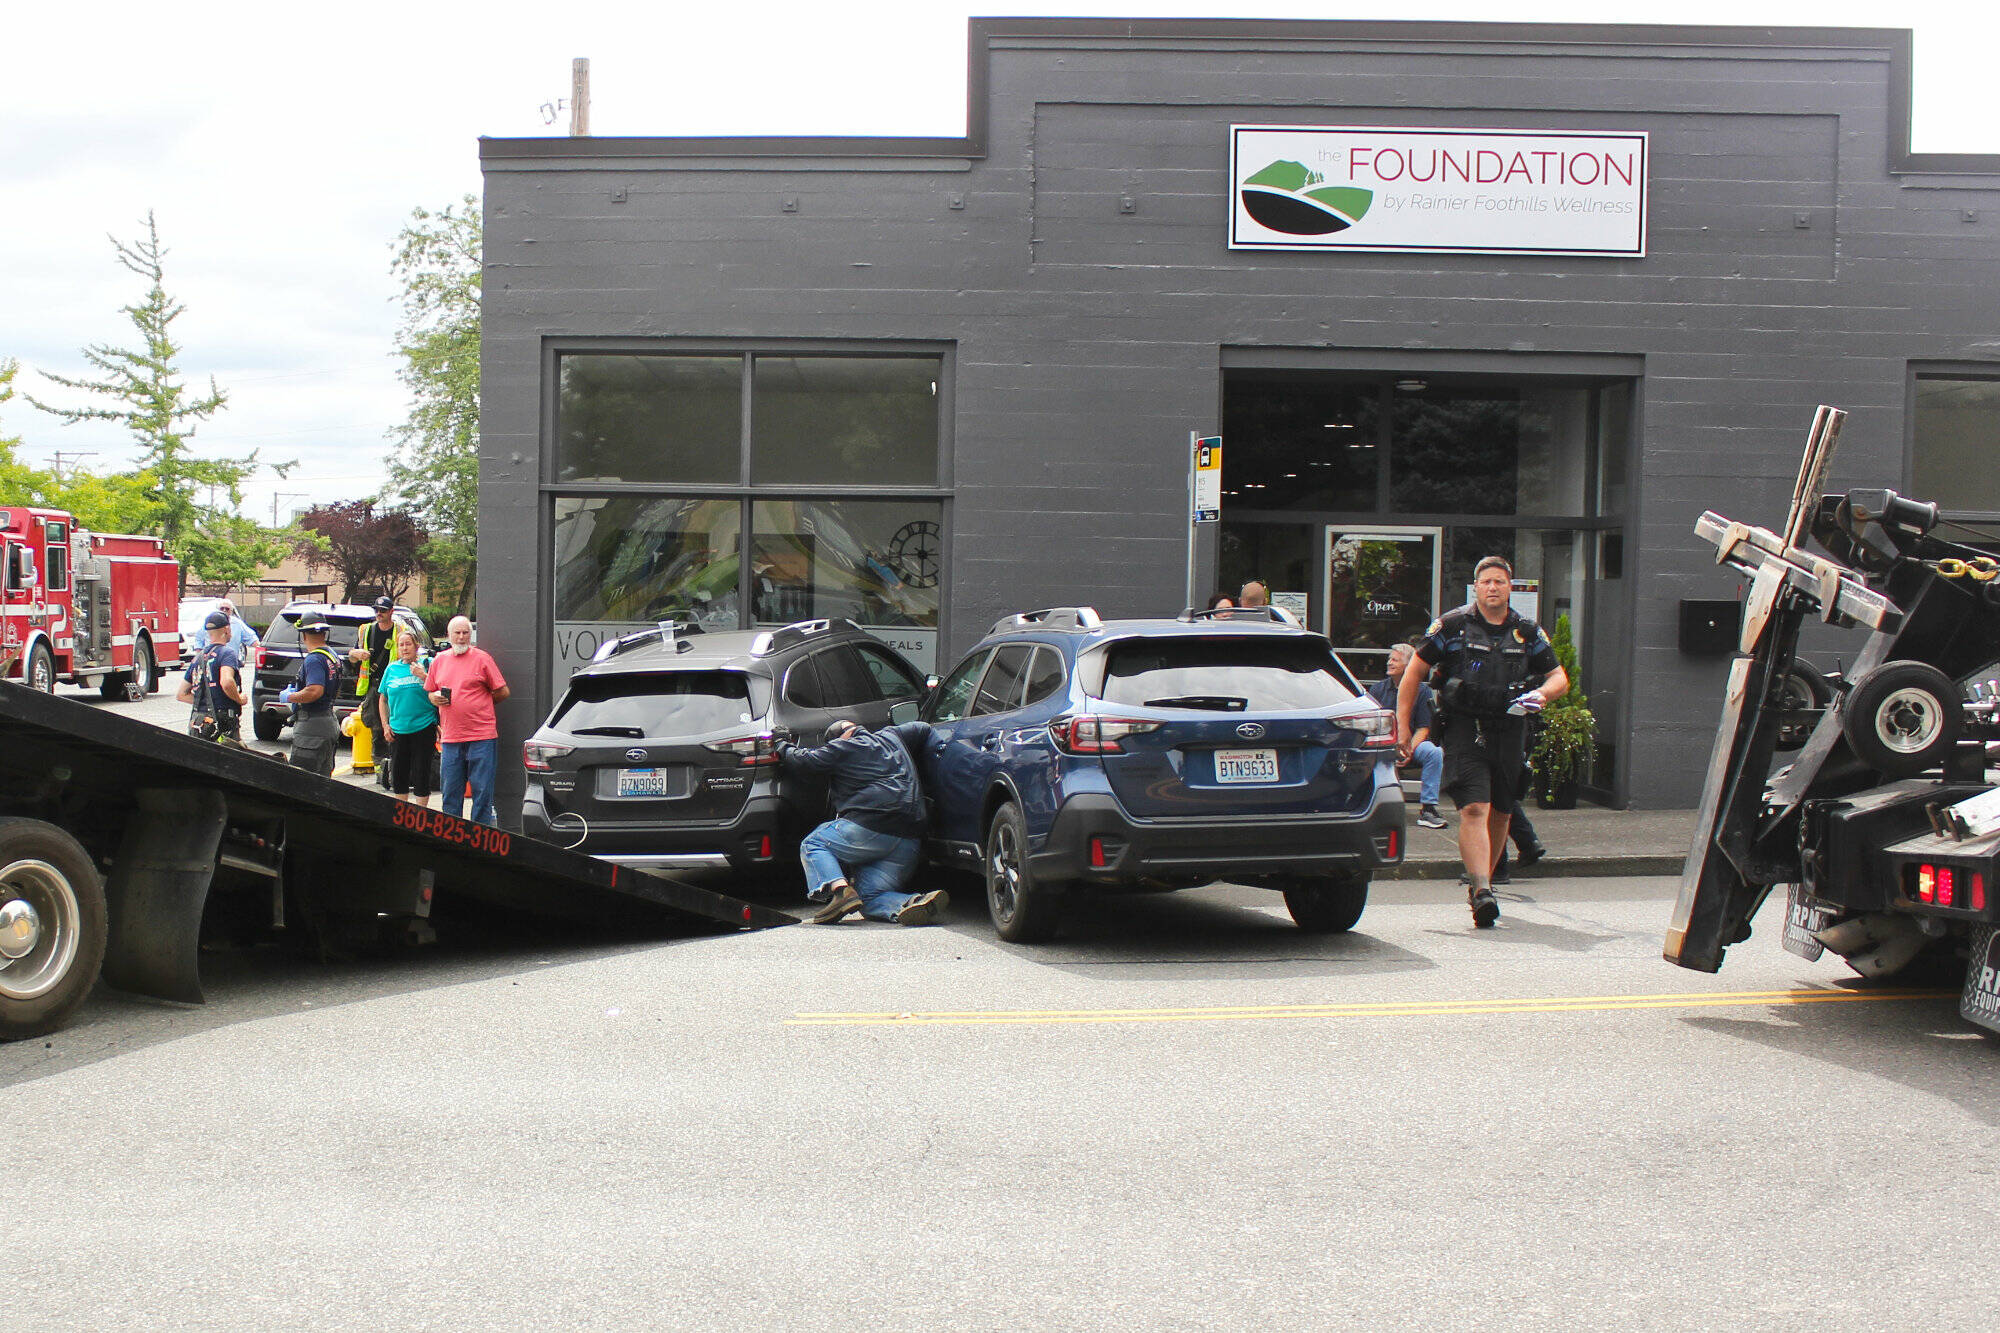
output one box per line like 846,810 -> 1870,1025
1441,719 -> 1528,810
289,711 -> 341,777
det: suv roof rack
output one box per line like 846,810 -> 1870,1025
749,617 -> 860,658
1176,605 -> 1301,627
590,617 -> 706,665
989,606 -> 1104,635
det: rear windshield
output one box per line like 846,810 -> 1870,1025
1096,636 -> 1359,712
551,670 -> 766,738
265,614 -> 367,652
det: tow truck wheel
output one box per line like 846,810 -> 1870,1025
1841,660 -> 1962,777
1773,665 -> 1833,752
0,817 -> 107,1041
984,802 -> 1063,943
26,641 -> 56,694
1282,872 -> 1369,933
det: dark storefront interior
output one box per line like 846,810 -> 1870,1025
1217,369 -> 1632,797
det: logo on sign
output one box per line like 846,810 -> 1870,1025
1236,722 -> 1266,740
625,748 -> 648,762
1239,160 -> 1374,235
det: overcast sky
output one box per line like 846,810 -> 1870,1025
3,0 -> 1993,528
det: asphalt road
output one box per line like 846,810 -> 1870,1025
9,853 -> 1999,1330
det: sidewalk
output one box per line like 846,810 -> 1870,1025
1383,802 -> 1693,880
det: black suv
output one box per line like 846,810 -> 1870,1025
520,618 -> 927,872
249,601 -> 434,742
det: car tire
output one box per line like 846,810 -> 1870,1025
1840,660 -> 1961,777
26,641 -> 56,694
0,816 -> 108,1041
1282,872 -> 1369,933
252,709 -> 284,743
983,802 -> 1063,943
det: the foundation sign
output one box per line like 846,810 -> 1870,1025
1229,125 -> 1648,257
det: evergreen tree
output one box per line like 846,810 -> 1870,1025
26,212 -> 289,589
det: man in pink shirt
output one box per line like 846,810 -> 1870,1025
426,616 -> 511,826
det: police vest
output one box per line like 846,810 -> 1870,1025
1433,610 -> 1546,720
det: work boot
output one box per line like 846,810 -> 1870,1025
1416,805 -> 1447,829
895,889 -> 951,926
810,883 -> 862,924
1469,883 -> 1500,928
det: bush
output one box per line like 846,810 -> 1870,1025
417,605 -> 456,634
1531,612 -> 1597,788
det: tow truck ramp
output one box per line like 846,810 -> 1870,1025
0,682 -> 794,1039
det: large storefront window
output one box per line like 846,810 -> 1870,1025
750,357 -> 939,486
551,350 -> 947,688
1913,375 -> 2000,514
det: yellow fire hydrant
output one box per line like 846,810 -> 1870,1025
341,708 -> 376,774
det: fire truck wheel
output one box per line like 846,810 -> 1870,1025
1841,660 -> 1962,777
0,817 -> 108,1041
132,638 -> 157,694
25,641 -> 56,694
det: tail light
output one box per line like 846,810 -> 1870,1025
523,740 -> 573,772
1050,715 -> 1163,754
1976,872 -> 1988,912
1351,709 -> 1398,750
704,734 -> 780,766
1915,863 -> 1983,909
254,645 -> 266,669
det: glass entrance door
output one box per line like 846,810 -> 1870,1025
1322,526 -> 1441,678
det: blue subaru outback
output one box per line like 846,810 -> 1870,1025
900,606 -> 1404,942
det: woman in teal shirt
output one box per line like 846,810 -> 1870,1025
379,627 -> 441,806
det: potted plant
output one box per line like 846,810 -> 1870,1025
1532,612 -> 1597,809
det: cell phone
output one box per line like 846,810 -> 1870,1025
437,686 -> 453,705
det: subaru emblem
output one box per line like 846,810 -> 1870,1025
1236,722 -> 1265,740
625,748 -> 647,762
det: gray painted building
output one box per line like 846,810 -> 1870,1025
478,18 -> 2000,813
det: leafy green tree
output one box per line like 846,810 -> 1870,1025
383,195 -> 481,615
1,359 -> 155,531
26,212 -> 290,589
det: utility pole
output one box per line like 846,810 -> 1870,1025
49,451 -> 96,484
271,492 -> 306,527
571,58 -> 590,136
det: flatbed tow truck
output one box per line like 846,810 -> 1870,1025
1670,406 -> 2000,1034
0,680 -> 794,1040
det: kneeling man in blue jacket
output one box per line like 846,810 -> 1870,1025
775,718 -> 951,926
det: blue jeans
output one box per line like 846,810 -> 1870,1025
799,818 -> 922,921
442,738 -> 499,826
1412,739 -> 1443,807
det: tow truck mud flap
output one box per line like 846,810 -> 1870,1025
1781,885 -> 1835,962
1961,927 -> 2000,1035
102,788 -> 227,1004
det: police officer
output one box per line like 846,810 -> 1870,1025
1396,556 -> 1568,927
283,617 -> 344,776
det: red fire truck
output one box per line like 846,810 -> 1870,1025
0,506 -> 182,698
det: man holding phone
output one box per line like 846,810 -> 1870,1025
427,615 -> 510,826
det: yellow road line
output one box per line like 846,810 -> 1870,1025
786,988 -> 1957,1028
